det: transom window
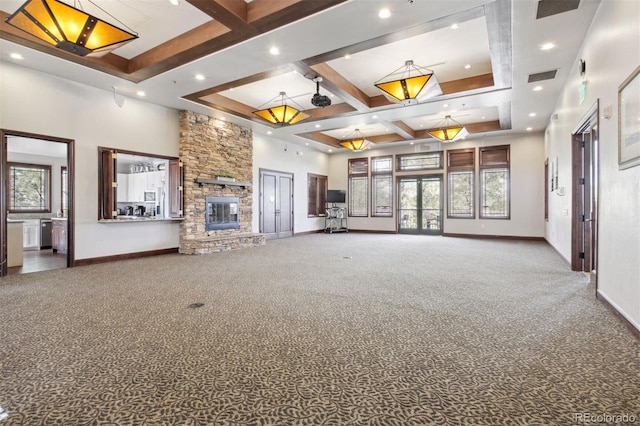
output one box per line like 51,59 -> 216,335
396,152 -> 443,171
7,162 -> 51,213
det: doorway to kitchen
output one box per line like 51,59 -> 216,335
398,175 -> 444,235
1,129 -> 74,277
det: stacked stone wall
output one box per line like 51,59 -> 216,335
179,111 -> 265,253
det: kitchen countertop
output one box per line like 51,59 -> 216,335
98,217 -> 184,223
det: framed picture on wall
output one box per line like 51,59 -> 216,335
618,66 -> 640,169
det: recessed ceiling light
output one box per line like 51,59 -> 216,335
540,42 -> 555,51
305,143 -> 309,146
372,115 -> 378,119
315,124 -> 321,128
195,74 -> 205,81
378,8 -> 391,19
451,23 -> 459,29
344,54 -> 351,60
526,127 -> 533,131
10,53 -> 23,60
464,64 -> 471,69
269,47 -> 279,55
533,85 -> 543,91
443,104 -> 449,108
267,131 -> 272,135
529,112 -> 537,117
328,149 -> 333,153
410,142 -> 414,145
169,0 -> 179,5
136,91 -> 146,97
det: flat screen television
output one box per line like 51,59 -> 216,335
326,189 -> 346,203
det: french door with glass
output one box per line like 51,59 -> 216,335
398,175 -> 443,234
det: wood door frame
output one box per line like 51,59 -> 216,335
259,168 -> 294,239
570,101 -> 599,286
1,129 -> 75,277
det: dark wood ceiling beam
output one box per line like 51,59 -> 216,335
183,65 -> 292,100
247,0 -> 346,30
305,103 -> 357,119
440,73 -> 495,94
130,0 -> 346,80
298,132 -> 341,148
368,134 -> 405,144
128,21 -> 231,79
187,0 -> 253,36
389,121 -> 416,139
465,120 -> 501,133
308,63 -> 372,111
183,92 -> 258,121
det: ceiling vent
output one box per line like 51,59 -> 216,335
536,0 -> 580,19
528,70 -> 558,83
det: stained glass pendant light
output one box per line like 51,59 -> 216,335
253,92 -> 310,126
340,129 -> 370,151
375,60 -> 442,105
428,115 -> 469,142
5,0 -> 138,57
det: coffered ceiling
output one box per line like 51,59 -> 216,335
0,0 -> 602,152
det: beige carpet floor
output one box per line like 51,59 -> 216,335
0,234 -> 638,425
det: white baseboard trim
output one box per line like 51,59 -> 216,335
597,289 -> 640,335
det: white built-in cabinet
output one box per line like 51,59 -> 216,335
117,173 -> 129,201
117,171 -> 165,202
22,219 -> 40,250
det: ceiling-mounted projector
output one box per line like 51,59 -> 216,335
311,93 -> 331,107
311,77 -> 331,108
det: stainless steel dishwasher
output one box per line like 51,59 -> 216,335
40,219 -> 53,249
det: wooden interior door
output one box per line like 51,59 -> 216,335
571,104 -> 599,285
260,169 -> 293,240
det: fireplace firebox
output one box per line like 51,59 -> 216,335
205,196 -> 240,230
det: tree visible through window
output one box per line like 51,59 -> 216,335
8,163 -> 51,213
446,148 -> 475,218
372,156 -> 392,216
480,145 -> 510,219
348,158 -> 368,217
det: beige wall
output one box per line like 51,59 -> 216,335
0,62 -> 181,260
545,0 -> 640,330
327,133 -> 545,237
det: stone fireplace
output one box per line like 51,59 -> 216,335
179,111 -> 265,254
